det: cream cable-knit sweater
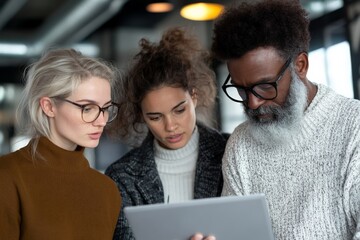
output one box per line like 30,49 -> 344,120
222,84 -> 360,240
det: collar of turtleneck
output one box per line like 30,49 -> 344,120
28,136 -> 90,172
154,126 -> 199,160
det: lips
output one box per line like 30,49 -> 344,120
89,132 -> 102,140
257,113 -> 273,119
255,113 -> 275,123
166,133 -> 183,143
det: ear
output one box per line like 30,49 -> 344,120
39,97 -> 56,118
294,52 -> 309,79
190,89 -> 198,107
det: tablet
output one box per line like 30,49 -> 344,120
124,194 -> 274,240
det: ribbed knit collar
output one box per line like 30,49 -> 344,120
302,83 -> 329,133
29,136 -> 90,172
154,126 -> 199,160
284,83 -> 331,148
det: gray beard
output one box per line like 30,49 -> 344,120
245,70 -> 308,146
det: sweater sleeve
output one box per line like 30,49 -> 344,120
221,127 -> 245,196
348,159 -> 360,240
105,164 -> 136,240
351,179 -> 360,240
342,105 -> 360,240
0,166 -> 21,240
344,132 -> 360,240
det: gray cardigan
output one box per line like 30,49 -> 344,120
105,123 -> 229,240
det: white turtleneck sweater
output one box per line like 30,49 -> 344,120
222,84 -> 360,240
155,127 -> 199,203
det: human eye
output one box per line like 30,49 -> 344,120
83,104 -> 97,113
256,83 -> 274,91
103,104 -> 113,113
148,115 -> 162,121
253,83 -> 277,98
174,107 -> 185,115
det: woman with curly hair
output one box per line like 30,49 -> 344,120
105,27 -> 229,240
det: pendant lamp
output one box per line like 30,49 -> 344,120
146,1 -> 174,13
180,1 -> 224,21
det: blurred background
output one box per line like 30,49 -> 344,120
0,0 -> 359,171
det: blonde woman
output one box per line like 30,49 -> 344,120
0,48 -> 121,239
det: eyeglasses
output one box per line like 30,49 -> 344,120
59,99 -> 119,123
222,58 -> 291,103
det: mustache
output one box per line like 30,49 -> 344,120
246,105 -> 282,121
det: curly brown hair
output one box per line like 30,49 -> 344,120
211,0 -> 310,61
112,27 -> 217,141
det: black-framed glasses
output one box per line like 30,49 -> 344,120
222,58 -> 291,103
59,99 -> 119,123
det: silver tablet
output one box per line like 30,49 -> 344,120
124,194 -> 275,240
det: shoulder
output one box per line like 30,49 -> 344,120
0,146 -> 31,173
105,135 -> 155,178
316,84 -> 360,111
0,152 -> 17,181
88,168 -> 120,192
105,148 -> 144,178
0,152 -> 18,169
197,123 -> 230,156
0,147 -> 34,196
84,169 -> 121,213
318,85 -> 360,124
197,123 -> 230,142
224,122 -> 250,147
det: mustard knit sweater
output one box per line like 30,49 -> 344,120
0,137 -> 121,240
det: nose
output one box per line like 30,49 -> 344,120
164,115 -> 177,132
93,111 -> 107,127
246,92 -> 266,110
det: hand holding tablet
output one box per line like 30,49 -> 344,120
124,194 -> 274,240
191,233 -> 216,240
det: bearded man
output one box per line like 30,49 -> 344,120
211,0 -> 360,239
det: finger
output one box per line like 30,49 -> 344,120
191,233 -> 204,240
205,236 -> 216,240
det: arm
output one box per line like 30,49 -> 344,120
0,168 -> 21,240
221,131 -> 245,196
105,167 -> 136,240
350,180 -> 360,240
343,119 -> 360,240
114,182 -> 136,240
345,145 -> 360,240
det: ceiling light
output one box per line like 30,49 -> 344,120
146,2 -> 174,13
0,43 -> 28,55
72,43 -> 100,57
180,2 -> 224,21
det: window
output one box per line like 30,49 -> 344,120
308,42 -> 353,98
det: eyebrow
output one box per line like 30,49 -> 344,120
230,71 -> 283,87
75,99 -> 112,106
145,100 -> 187,116
230,58 -> 291,87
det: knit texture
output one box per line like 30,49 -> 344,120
155,127 -> 199,203
222,84 -> 360,239
0,137 -> 121,240
105,123 -> 229,240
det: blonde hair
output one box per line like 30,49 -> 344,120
16,48 -> 118,154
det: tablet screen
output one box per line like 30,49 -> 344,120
124,194 -> 274,240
